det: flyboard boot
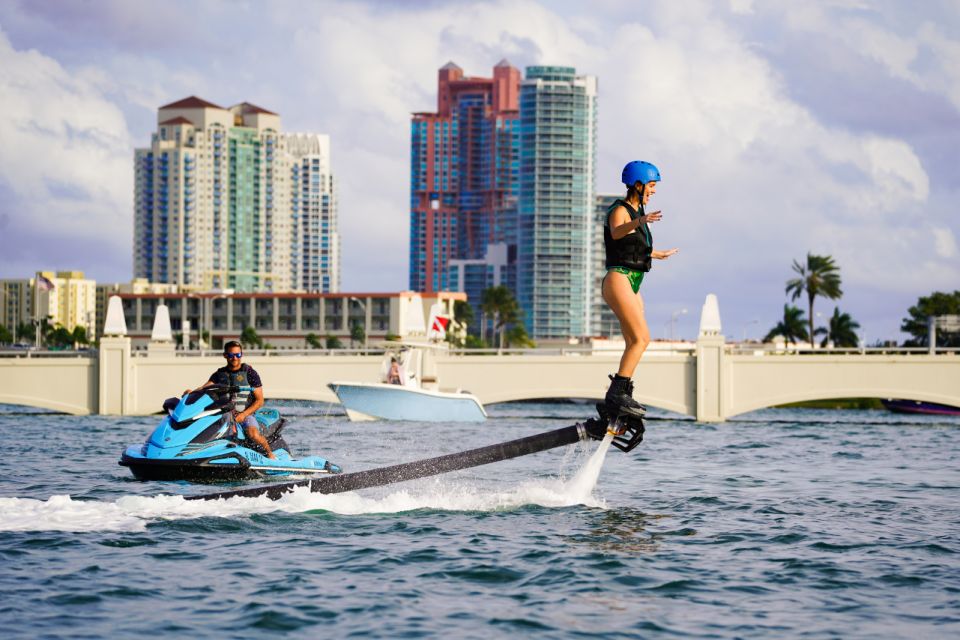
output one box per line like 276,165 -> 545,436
597,374 -> 647,445
604,374 -> 646,418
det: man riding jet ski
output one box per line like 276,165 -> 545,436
119,384 -> 342,482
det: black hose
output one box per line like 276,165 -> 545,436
186,420 -> 607,502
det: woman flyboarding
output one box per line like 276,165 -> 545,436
602,160 -> 678,418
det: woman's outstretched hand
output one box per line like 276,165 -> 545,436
642,210 -> 663,224
653,248 -> 678,260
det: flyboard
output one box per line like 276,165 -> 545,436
186,406 -> 645,502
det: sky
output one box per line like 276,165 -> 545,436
0,0 -> 957,343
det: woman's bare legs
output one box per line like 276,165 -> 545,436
602,272 -> 651,377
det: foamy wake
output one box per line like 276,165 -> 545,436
0,435 -> 614,533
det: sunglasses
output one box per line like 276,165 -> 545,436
224,353 -> 243,359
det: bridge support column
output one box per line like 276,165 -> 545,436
99,336 -> 132,415
696,334 -> 726,422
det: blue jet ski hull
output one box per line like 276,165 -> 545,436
119,388 -> 342,482
119,446 -> 341,482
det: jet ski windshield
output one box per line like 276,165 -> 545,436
168,385 -> 237,430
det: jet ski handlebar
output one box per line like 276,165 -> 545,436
183,384 -> 255,397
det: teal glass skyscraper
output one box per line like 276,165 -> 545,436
517,67 -> 598,339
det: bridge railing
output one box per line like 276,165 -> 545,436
132,347 -> 391,358
0,349 -> 97,359
726,345 -> 960,356
2,345 -> 957,359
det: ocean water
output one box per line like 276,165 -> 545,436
0,401 -> 958,638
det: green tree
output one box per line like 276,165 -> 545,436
446,300 -> 475,348
900,290 -> 960,347
305,333 -> 324,349
16,322 -> 34,344
453,300 -> 474,328
817,307 -> 860,348
464,335 -> 487,349
786,253 -> 842,347
240,326 -> 263,349
481,286 -> 521,349
0,325 -> 12,345
350,322 -> 366,347
505,324 -> 535,348
325,334 -> 343,349
46,325 -> 73,348
764,304 -> 809,344
71,326 -> 89,346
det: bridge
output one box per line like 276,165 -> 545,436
1,335 -> 957,421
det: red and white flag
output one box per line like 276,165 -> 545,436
426,303 -> 450,340
431,315 -> 450,333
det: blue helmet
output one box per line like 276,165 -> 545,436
622,161 -> 661,186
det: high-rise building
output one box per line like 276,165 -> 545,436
517,66 -> 598,340
1,271 -> 97,342
288,134 -> 339,293
0,278 -> 33,340
447,242 -> 512,336
409,61 -> 521,293
134,97 -> 338,293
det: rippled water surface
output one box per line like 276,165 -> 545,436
1,402 -> 958,638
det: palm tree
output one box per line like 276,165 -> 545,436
505,324 -> 535,348
818,307 -> 860,348
786,253 -> 842,347
481,286 -> 521,349
764,304 -> 809,344
240,326 -> 263,349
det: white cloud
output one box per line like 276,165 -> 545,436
933,227 -> 957,259
0,28 -> 132,241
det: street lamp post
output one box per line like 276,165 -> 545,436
742,319 -> 759,343
670,308 -> 688,342
205,294 -> 230,352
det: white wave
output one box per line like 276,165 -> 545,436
0,435 -> 614,533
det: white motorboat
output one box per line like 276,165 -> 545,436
328,347 -> 487,422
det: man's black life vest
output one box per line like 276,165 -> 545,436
210,363 -> 256,410
604,198 -> 653,272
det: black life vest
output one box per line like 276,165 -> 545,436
211,363 -> 256,410
604,198 -> 652,272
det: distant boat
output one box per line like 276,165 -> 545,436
328,303 -> 487,423
328,380 -> 487,423
881,399 -> 960,416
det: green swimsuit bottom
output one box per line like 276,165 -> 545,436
605,267 -> 645,294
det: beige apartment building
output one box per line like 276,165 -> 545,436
0,271 -> 97,342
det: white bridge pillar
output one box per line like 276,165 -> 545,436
98,295 -> 133,415
696,334 -> 725,422
98,336 -> 132,415
695,293 -> 726,422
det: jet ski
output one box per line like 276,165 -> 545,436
119,384 -> 342,482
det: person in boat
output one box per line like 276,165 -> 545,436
602,161 -> 678,417
184,340 -> 276,459
387,357 -> 403,385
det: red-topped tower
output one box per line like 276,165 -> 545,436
409,61 -> 521,293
